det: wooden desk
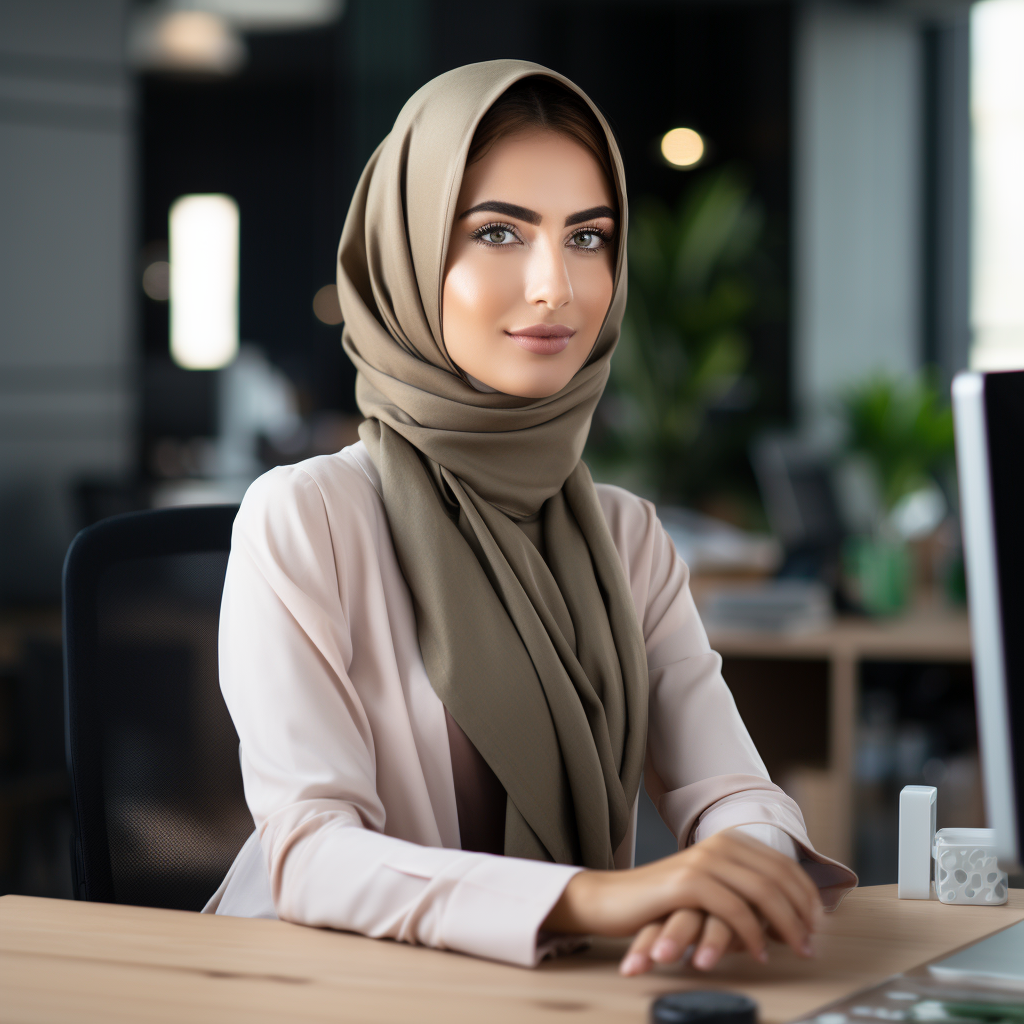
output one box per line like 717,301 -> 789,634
706,604 -> 973,866
1,886 -> 1020,1023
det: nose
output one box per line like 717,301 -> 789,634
524,235 -> 572,310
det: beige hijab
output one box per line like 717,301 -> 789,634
337,60 -> 647,869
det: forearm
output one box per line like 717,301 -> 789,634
264,812 -> 581,967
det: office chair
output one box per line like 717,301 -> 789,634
63,504 -> 254,911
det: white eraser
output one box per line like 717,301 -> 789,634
898,785 -> 937,899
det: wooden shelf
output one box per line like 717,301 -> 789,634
705,602 -> 972,866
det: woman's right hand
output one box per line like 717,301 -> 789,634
542,829 -> 823,976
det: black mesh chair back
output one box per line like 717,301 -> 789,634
63,504 -> 253,910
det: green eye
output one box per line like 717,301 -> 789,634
488,229 -> 509,244
571,230 -> 603,250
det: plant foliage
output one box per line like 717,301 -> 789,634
840,374 -> 955,512
587,167 -> 766,503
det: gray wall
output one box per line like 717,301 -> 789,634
793,1 -> 923,434
926,14 -> 971,380
793,0 -> 972,432
0,0 -> 134,602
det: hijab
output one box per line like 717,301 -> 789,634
336,59 -> 648,869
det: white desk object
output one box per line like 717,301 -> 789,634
899,785 -> 937,899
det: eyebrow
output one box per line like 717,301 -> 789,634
458,201 -> 618,227
458,201 -> 540,225
564,205 -> 617,227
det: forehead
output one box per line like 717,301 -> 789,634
456,130 -> 615,214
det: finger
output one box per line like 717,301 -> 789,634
701,858 -> 812,957
709,829 -> 822,910
712,832 -> 823,929
620,922 -> 663,976
674,875 -> 768,962
697,833 -> 821,939
650,908 -> 705,964
692,915 -> 737,972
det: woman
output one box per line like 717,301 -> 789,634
204,59 -> 856,975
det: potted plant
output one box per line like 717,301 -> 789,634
586,167 -> 769,508
839,374 -> 955,615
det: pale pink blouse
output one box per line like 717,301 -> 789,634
203,443 -> 856,966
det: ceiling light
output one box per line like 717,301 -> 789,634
178,0 -> 344,32
130,9 -> 246,74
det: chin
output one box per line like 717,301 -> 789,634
493,348 -> 587,399
498,370 -> 574,399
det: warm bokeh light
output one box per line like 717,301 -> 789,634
159,11 -> 242,72
660,127 -> 705,168
170,194 -> 239,370
312,283 -> 343,325
134,10 -> 246,75
142,260 -> 170,301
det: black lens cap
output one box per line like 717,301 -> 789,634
651,991 -> 758,1024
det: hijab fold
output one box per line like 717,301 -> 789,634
338,60 -> 648,869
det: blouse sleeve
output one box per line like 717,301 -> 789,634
218,465 -> 580,967
603,490 -> 857,911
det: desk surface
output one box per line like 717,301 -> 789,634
1,886 -> 1022,1023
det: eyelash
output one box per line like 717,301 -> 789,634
469,221 -> 612,253
469,221 -> 521,248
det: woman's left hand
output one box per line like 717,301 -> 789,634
617,830 -> 814,976
544,827 -> 822,976
620,908 -> 750,975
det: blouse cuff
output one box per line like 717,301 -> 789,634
677,781 -> 859,912
730,822 -> 799,860
433,856 -> 584,967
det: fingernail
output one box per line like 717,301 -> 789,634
693,947 -> 717,971
802,939 -> 814,957
651,939 -> 678,963
620,953 -> 647,976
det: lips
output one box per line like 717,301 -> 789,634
505,323 -> 576,355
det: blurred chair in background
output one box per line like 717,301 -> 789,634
751,433 -> 848,596
63,505 -> 251,910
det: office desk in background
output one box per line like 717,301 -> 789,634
705,602 -> 973,867
0,600 -> 972,880
1,886 -> 1021,1023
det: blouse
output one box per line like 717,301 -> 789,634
202,442 -> 856,966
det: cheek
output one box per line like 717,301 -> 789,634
443,255 -> 518,335
570,258 -> 615,326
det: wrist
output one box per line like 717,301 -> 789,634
543,869 -> 604,934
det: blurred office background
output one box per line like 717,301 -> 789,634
1,0 -> 1021,897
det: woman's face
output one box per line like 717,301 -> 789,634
442,129 -> 617,399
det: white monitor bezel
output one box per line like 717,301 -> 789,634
953,370 -> 1020,871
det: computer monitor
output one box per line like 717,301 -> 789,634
953,369 -> 1024,874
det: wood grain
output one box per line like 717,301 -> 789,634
1,886 -> 1021,1023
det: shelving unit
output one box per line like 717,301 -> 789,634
707,602 -> 972,867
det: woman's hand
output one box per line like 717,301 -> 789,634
542,829 -> 823,976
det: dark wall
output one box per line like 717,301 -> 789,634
138,0 -> 793,449
139,26 -> 349,439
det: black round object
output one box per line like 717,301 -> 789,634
651,991 -> 758,1024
